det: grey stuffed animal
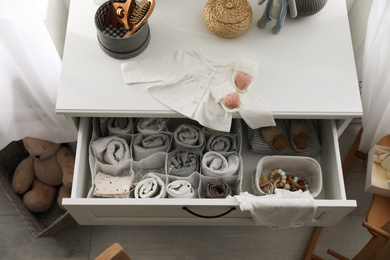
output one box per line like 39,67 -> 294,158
257,0 -> 297,34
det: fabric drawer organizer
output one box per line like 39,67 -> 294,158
87,117 -> 243,199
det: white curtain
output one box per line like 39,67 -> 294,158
358,0 -> 390,154
0,0 -> 76,150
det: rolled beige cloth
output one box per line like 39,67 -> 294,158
167,180 -> 195,198
134,173 -> 166,198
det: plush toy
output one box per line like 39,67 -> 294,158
257,0 -> 297,34
374,149 -> 390,179
11,137 -> 75,213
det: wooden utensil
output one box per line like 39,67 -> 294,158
103,0 -> 136,29
123,0 -> 155,38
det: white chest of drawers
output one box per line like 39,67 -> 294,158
57,0 -> 363,226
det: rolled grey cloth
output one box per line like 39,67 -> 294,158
136,118 -> 167,134
201,151 -> 240,177
167,180 -> 195,198
91,136 -> 131,166
206,132 -> 238,153
134,173 -> 166,198
173,124 -> 205,149
205,180 -> 234,198
168,148 -> 200,177
107,117 -> 133,135
133,133 -> 171,161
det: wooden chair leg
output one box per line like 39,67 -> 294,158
95,243 -> 131,260
303,227 -> 323,260
326,249 -> 349,260
342,127 -> 366,175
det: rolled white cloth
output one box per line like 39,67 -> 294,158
173,124 -> 205,149
201,151 -> 240,177
167,180 -> 196,198
136,118 -> 167,134
133,133 -> 171,161
91,136 -> 131,166
134,173 -> 166,198
107,117 -> 133,135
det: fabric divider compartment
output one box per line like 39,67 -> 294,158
88,118 -> 134,198
252,155 -> 322,198
131,152 -> 168,198
87,117 -> 243,199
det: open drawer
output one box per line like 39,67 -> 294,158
63,117 -> 356,226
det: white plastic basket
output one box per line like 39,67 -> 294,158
252,155 -> 322,198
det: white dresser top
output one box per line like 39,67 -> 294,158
56,0 -> 362,119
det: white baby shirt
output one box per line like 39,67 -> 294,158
121,49 -> 275,132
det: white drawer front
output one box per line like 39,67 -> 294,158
63,118 -> 356,226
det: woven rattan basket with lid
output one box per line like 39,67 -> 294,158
204,0 -> 252,38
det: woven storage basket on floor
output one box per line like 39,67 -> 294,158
0,141 -> 75,237
204,0 -> 252,38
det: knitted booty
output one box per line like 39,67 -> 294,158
261,121 -> 289,152
290,120 -> 309,152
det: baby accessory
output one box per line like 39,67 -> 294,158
167,180 -> 196,198
103,0 -> 155,38
94,172 -> 132,198
290,120 -> 309,152
204,0 -> 252,38
234,190 -> 317,228
257,0 -> 297,34
201,151 -> 239,177
248,119 -> 321,157
133,133 -> 171,161
206,132 -> 238,153
136,118 -> 167,134
134,172 -> 166,198
211,57 -> 258,113
168,148 -> 200,177
94,0 -> 151,59
173,124 -> 206,149
252,155 -> 322,198
107,117 -> 133,135
121,49 -> 275,132
261,120 -> 289,153
205,180 -> 234,198
91,136 -> 131,166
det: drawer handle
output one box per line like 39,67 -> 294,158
182,206 -> 236,219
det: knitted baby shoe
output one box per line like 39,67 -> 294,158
234,72 -> 252,91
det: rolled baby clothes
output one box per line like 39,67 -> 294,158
134,173 -> 166,198
173,124 -> 205,149
107,117 -> 133,135
166,180 -> 196,198
206,132 -> 238,153
168,148 -> 200,177
91,136 -> 131,166
201,151 -> 240,177
93,172 -> 133,198
136,118 -> 167,134
205,180 -> 234,198
133,133 -> 171,161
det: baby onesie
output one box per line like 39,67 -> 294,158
121,49 -> 275,132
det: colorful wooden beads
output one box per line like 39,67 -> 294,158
266,168 -> 309,193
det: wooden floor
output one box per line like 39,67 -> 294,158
0,122 -> 373,260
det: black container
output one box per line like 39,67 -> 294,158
95,0 -> 150,59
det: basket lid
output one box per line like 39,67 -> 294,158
206,0 -> 252,24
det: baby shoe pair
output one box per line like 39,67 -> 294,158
211,57 -> 258,112
262,120 -> 309,153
